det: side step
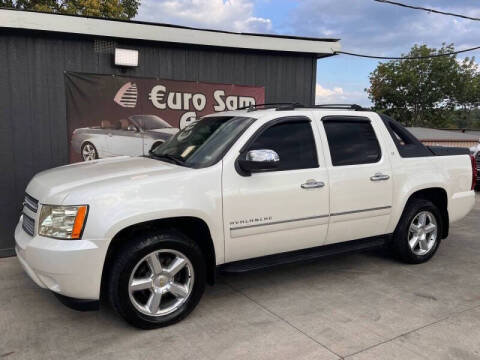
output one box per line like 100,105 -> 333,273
220,236 -> 389,273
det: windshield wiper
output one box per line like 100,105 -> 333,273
149,152 -> 185,166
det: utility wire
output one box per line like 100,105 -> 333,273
333,45 -> 480,60
374,0 -> 480,21
331,0 -> 480,60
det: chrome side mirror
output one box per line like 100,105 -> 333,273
238,149 -> 280,174
127,125 -> 138,132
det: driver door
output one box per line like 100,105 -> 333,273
222,115 -> 330,262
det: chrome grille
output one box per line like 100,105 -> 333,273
22,213 -> 35,236
24,193 -> 39,213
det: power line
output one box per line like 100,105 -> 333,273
374,0 -> 480,21
333,46 -> 480,60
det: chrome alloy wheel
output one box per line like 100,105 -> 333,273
82,144 -> 97,161
128,249 -> 194,317
408,211 -> 438,256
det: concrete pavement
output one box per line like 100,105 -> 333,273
1,195 -> 479,359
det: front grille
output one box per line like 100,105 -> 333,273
24,193 -> 39,213
22,213 -> 35,236
22,193 -> 38,236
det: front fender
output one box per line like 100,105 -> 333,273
72,163 -> 225,264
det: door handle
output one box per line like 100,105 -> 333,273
301,180 -> 325,189
370,173 -> 390,181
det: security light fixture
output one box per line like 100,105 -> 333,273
114,48 -> 139,67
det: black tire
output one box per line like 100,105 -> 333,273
107,229 -> 206,329
81,141 -> 99,161
390,198 -> 443,264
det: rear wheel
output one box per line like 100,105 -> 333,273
81,142 -> 98,161
149,141 -> 164,153
391,199 -> 443,264
108,229 -> 206,329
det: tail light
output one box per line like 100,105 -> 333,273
471,154 -> 477,190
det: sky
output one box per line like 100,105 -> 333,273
136,0 -> 480,106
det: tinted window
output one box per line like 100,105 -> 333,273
323,119 -> 381,166
247,120 -> 318,171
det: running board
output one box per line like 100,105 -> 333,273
220,236 -> 389,273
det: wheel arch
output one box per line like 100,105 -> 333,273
100,216 -> 216,301
401,187 -> 449,239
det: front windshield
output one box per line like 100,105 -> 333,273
151,116 -> 255,168
131,115 -> 171,130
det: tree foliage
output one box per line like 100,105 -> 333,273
367,44 -> 480,128
0,0 -> 140,19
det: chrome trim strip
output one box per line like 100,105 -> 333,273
331,206 -> 391,217
230,214 -> 329,231
229,206 -> 391,231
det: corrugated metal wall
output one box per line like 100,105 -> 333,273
0,29 -> 317,256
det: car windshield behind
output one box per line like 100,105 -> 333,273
151,116 -> 255,168
131,115 -> 171,130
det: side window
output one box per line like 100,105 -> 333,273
247,120 -> 318,171
323,119 -> 381,166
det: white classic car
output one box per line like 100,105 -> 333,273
71,115 -> 179,161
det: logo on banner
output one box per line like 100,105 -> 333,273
114,82 -> 138,108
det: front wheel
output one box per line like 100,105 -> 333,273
391,199 -> 443,264
108,229 -> 206,329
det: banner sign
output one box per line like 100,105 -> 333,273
65,72 -> 265,163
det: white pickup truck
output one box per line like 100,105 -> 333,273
15,104 -> 477,329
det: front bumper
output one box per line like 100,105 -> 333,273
15,217 -> 108,300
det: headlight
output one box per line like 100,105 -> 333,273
38,205 -> 88,240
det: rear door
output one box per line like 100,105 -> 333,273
222,114 -> 330,262
315,113 -> 393,245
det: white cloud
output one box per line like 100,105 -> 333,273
136,0 -> 272,33
315,84 -> 369,106
316,84 -> 343,98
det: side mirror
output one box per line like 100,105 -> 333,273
238,149 -> 280,174
127,125 -> 137,132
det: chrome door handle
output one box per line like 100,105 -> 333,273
370,173 -> 390,181
301,180 -> 325,189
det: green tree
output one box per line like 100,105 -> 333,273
367,44 -> 460,127
451,57 -> 480,128
0,0 -> 140,19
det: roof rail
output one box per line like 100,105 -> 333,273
236,103 -> 305,112
312,104 -> 366,111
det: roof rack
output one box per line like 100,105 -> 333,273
236,103 -> 305,112
312,104 -> 366,111
236,103 -> 367,112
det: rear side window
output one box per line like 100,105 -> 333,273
247,120 -> 318,171
323,118 -> 381,166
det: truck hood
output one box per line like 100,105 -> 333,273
26,156 -> 188,204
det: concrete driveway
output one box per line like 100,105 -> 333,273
1,195 -> 480,360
